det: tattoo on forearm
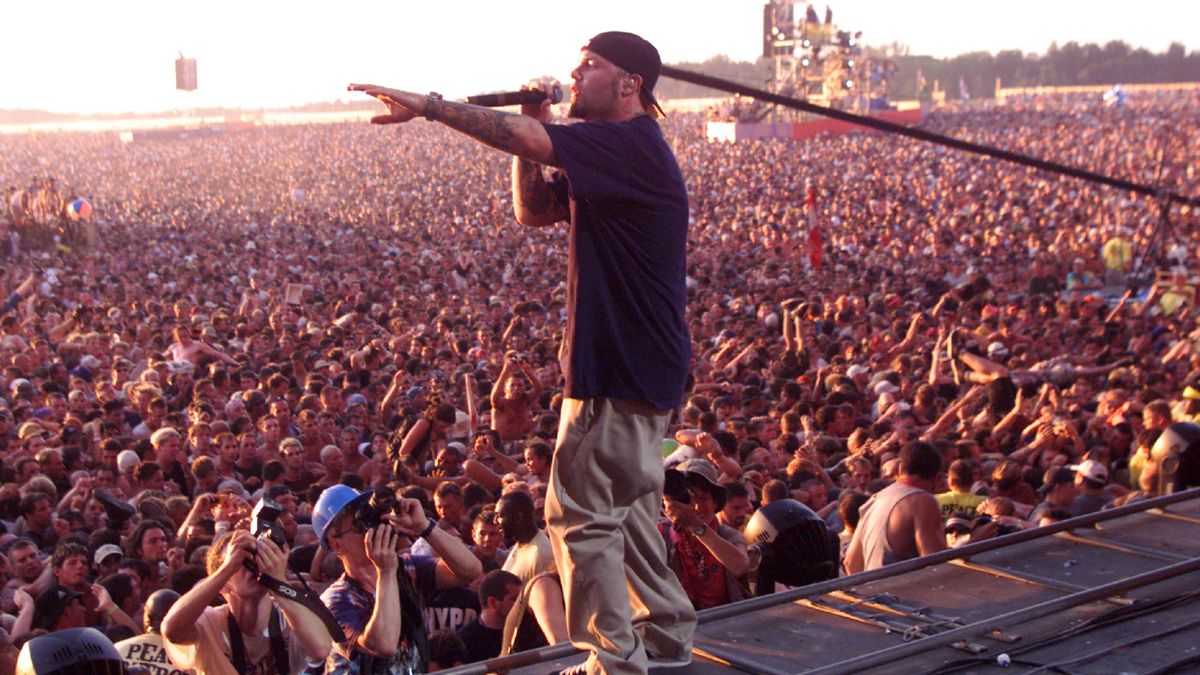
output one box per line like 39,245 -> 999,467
436,102 -> 518,153
518,161 -> 555,215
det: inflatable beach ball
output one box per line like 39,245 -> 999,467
67,198 -> 92,221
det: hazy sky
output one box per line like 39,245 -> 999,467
2,0 -> 1195,114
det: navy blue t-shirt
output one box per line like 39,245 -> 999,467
543,115 -> 690,410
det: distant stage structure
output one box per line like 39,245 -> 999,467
175,54 -> 197,91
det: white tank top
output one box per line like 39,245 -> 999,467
857,481 -> 926,571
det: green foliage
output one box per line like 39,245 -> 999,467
890,41 -> 1199,99
659,41 -> 1200,102
883,40 -> 1190,98
655,55 -> 774,100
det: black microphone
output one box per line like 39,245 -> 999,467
467,85 -> 563,107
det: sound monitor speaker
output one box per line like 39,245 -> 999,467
175,57 -> 197,91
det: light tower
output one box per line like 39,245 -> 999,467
762,2 -> 864,111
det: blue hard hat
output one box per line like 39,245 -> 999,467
313,484 -> 371,551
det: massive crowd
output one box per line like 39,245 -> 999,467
0,87 -> 1196,673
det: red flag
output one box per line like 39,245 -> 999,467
805,185 -> 823,269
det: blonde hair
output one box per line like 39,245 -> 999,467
207,531 -> 234,574
150,427 -> 182,448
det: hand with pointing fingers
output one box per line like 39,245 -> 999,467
347,84 -> 424,124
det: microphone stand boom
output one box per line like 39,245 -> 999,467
659,65 -> 1200,209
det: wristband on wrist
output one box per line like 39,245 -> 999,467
425,92 -> 444,122
418,519 -> 437,540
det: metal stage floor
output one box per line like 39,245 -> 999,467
443,488 -> 1200,675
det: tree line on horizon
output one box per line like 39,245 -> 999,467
5,40 -> 1197,124
655,40 -> 1200,101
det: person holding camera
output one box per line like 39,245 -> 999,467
160,529 -> 332,675
660,459 -> 750,610
313,485 -> 483,674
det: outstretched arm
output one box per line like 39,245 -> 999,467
348,85 -> 557,166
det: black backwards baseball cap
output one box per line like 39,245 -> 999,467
584,31 -> 665,118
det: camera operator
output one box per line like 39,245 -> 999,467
313,485 -> 482,674
160,529 -> 331,674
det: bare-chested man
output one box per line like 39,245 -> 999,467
491,351 -> 543,443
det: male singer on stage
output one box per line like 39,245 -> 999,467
350,31 -> 696,675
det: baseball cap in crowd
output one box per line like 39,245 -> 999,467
93,544 -> 123,567
846,364 -> 870,379
873,380 -> 900,397
216,480 -> 247,498
986,342 -> 1009,358
1039,467 -> 1075,495
1071,459 -> 1109,484
17,422 -> 45,441
945,513 -> 974,534
406,386 -> 426,399
116,450 -> 141,474
10,379 -> 33,399
346,393 -> 368,408
31,586 -> 83,631
584,31 -> 665,117
68,366 -> 93,382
